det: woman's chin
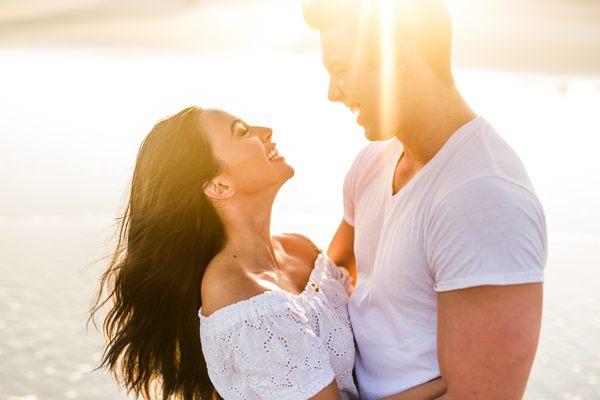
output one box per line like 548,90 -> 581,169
276,163 -> 295,188
281,163 -> 295,182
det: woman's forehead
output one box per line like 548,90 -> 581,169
197,109 -> 245,151
199,109 -> 237,128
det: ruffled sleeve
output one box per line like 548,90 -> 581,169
200,293 -> 336,400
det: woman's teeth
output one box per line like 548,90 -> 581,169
267,149 -> 280,161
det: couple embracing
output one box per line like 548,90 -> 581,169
92,1 -> 547,399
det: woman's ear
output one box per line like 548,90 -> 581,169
203,177 -> 235,201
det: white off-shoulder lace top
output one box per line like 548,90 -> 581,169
199,253 -> 359,400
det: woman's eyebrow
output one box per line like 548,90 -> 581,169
230,119 -> 242,136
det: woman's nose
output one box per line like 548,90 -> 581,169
254,126 -> 273,143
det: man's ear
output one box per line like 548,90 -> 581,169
203,177 -> 235,201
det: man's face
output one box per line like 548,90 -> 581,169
320,27 -> 404,141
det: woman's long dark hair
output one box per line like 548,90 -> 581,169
89,107 -> 224,399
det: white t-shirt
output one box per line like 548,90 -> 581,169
344,116 -> 547,400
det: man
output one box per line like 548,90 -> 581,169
304,0 -> 548,399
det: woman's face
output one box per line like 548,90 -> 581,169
199,109 -> 294,197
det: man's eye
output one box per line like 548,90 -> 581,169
241,127 -> 251,137
332,66 -> 346,76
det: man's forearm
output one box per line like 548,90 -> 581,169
379,378 -> 447,400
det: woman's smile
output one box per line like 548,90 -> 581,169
267,147 -> 284,162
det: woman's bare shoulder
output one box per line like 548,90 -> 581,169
273,233 -> 321,262
200,255 -> 266,318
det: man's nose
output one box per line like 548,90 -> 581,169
328,78 -> 345,103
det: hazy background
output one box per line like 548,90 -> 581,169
1,0 -> 599,399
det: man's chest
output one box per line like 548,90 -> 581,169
354,190 -> 436,295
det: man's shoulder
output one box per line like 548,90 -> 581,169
432,122 -> 538,207
431,174 -> 544,224
352,137 -> 400,167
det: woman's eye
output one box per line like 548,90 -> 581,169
241,127 -> 251,137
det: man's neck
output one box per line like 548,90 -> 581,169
396,87 -> 477,167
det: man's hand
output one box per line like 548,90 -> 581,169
436,283 -> 543,399
328,219 -> 357,285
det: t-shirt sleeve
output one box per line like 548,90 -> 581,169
224,306 -> 335,399
425,176 -> 547,292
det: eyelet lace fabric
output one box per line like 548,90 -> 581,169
199,253 -> 359,400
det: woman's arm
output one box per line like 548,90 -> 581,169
310,378 -> 342,400
379,378 -> 447,400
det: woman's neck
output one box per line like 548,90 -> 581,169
218,195 -> 279,271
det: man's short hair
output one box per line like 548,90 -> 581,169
303,0 -> 454,85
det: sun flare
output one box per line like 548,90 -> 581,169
378,0 -> 397,139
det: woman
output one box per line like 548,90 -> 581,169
90,106 -> 446,399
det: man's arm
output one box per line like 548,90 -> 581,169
436,283 -> 543,400
328,219 -> 357,285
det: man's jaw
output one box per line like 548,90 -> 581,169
352,107 -> 367,127
345,103 -> 365,126
347,103 -> 361,114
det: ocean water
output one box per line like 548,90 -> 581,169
1,49 -> 599,399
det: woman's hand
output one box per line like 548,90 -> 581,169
378,377 -> 447,400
